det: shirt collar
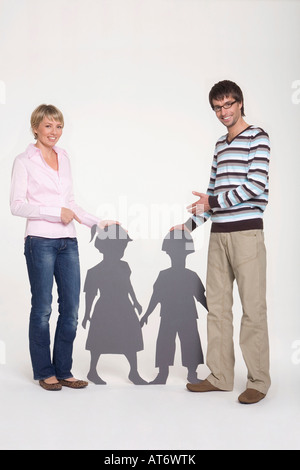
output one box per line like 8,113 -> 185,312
26,143 -> 64,159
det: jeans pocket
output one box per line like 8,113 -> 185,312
234,231 -> 259,267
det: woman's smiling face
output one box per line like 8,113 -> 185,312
34,116 -> 63,148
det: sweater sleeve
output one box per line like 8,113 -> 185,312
187,154 -> 216,229
10,157 -> 62,222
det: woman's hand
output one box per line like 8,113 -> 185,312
170,224 -> 191,232
98,220 -> 121,230
61,207 -> 81,225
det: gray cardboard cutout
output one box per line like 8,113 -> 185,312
141,230 -> 208,384
82,225 -> 207,385
82,224 -> 147,385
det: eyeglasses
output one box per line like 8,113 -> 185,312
213,100 -> 237,113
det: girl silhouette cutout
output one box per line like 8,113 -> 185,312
82,224 -> 147,385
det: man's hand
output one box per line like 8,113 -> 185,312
187,191 -> 210,215
61,207 -> 81,225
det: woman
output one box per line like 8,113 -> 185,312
10,104 -> 118,391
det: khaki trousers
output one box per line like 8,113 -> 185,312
206,230 -> 271,394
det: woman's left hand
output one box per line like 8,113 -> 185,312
98,220 -> 121,230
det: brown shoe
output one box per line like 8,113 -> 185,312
39,380 -> 62,391
59,379 -> 88,389
186,379 -> 224,393
238,388 -> 266,404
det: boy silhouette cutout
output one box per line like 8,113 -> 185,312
82,224 -> 147,385
140,230 -> 208,384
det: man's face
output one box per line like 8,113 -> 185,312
212,94 -> 243,129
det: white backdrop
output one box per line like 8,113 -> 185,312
0,0 -> 299,450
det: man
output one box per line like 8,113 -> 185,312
176,80 -> 271,404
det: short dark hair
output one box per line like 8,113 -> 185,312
209,80 -> 245,116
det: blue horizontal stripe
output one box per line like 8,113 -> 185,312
211,211 -> 264,223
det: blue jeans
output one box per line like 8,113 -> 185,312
24,236 -> 80,381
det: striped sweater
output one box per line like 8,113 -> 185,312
191,126 -> 270,233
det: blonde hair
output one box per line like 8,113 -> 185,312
31,104 -> 64,138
